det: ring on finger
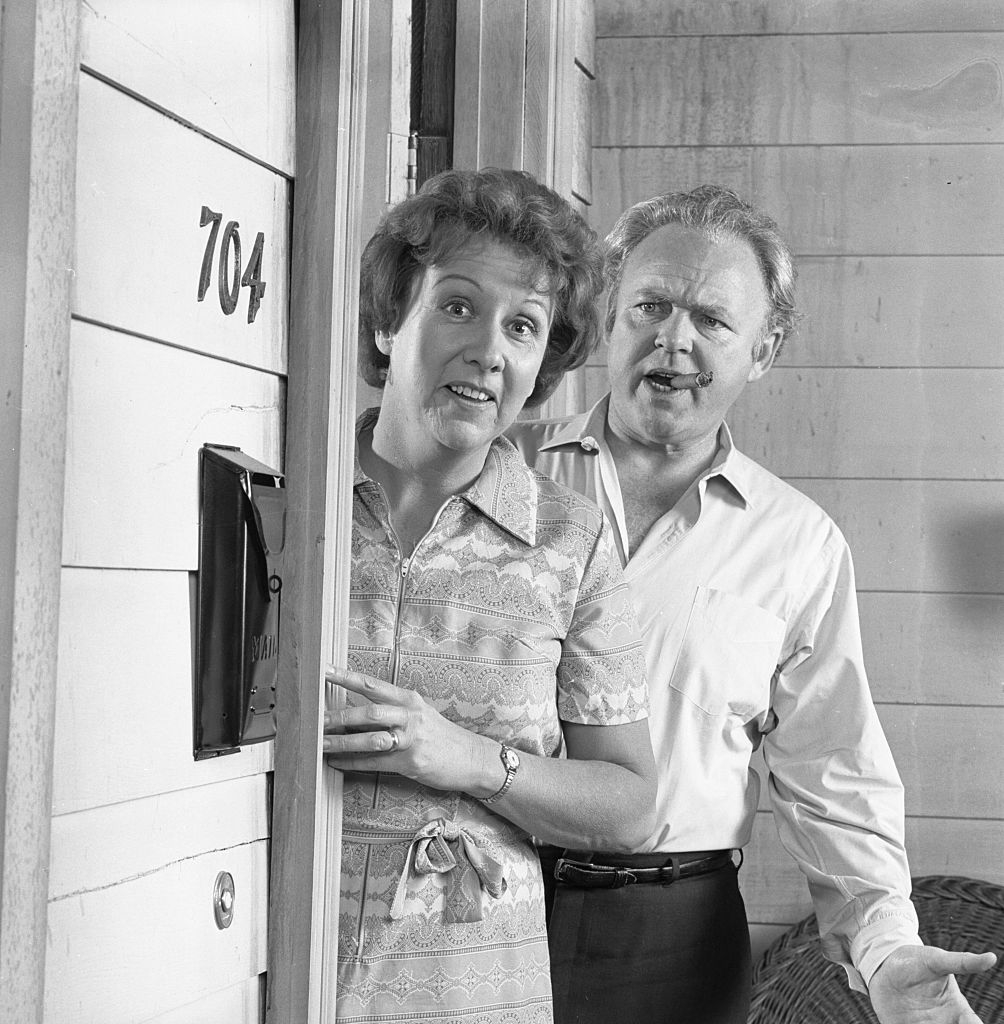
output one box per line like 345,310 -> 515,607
387,730 -> 400,751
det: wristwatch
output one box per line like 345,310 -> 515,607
482,743 -> 520,804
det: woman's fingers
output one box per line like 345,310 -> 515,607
323,727 -> 400,756
325,666 -> 407,704
323,668 -> 411,756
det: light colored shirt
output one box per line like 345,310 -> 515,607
509,395 -> 922,991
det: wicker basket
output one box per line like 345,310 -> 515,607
748,876 -> 1004,1023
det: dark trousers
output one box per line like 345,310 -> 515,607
544,850 -> 751,1024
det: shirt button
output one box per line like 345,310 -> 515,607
580,436 -> 598,452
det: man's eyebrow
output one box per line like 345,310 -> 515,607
695,302 -> 735,321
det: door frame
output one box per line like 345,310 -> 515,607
266,1 -> 370,1020
0,1 -> 80,1018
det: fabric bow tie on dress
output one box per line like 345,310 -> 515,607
390,818 -> 507,924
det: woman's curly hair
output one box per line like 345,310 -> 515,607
358,167 -> 604,407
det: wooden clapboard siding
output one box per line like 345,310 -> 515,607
597,0 -> 1004,36
593,0 -> 1004,961
859,593 -> 1004,707
144,977 -> 263,1024
80,0 -> 295,173
53,569 -> 272,815
75,73 -> 289,374
879,706 -> 1004,819
729,368 -> 1004,479
596,34 -> 1004,147
793,480 -> 1004,594
792,256 -> 1004,367
47,6 -> 297,1017
591,144 -> 1004,246
49,773 -> 269,897
62,320 -> 283,571
741,812 -> 1004,923
45,839 -> 268,1024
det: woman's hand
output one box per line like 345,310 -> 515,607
323,667 -> 498,795
323,668 -> 658,850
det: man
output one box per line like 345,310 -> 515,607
509,185 -> 996,1024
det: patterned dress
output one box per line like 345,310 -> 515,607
337,410 -> 649,1023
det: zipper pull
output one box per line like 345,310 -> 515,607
401,557 -> 410,578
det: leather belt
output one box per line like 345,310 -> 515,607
553,849 -> 735,889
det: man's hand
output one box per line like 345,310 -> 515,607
869,944 -> 998,1024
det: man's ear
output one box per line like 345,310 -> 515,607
748,328 -> 783,383
375,329 -> 394,356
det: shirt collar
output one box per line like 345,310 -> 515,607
707,422 -> 755,509
353,407 -> 538,546
537,393 -> 611,454
538,393 -> 755,509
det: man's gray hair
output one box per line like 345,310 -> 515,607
604,185 -> 799,352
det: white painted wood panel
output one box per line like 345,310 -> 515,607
597,0 -> 1004,36
454,0 -> 528,170
793,479 -> 1004,594
75,72 -> 289,373
741,811 -> 1004,923
53,568 -> 272,815
728,368 -> 1004,480
81,0 -> 295,173
596,35 -> 1004,146
570,65 -> 593,206
45,839 -> 268,1024
575,0 -> 596,71
145,977 -> 262,1024
591,144 -> 1004,249
859,593 -> 1004,707
794,256 -> 1004,368
879,705 -> 1004,819
62,320 -> 283,570
49,774 -> 270,898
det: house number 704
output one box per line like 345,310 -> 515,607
198,205 -> 267,324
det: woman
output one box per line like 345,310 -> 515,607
324,168 -> 656,1023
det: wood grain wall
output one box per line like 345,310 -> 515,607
47,3 -> 295,1019
591,0 -> 1004,962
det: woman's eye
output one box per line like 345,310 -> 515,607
634,301 -> 663,317
444,301 -> 470,317
510,318 -> 538,338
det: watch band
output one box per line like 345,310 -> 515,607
482,743 -> 519,804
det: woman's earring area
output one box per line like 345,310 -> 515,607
375,331 -> 394,384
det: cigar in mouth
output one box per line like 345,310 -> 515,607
668,370 -> 714,390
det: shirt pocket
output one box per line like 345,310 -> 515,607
668,586 -> 786,719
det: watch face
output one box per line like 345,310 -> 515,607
502,746 -> 520,770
